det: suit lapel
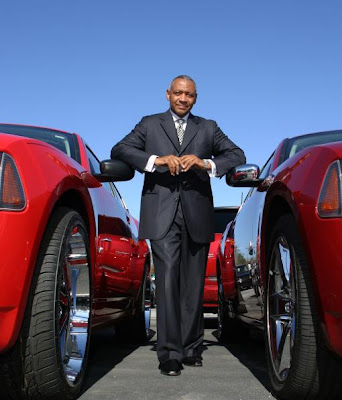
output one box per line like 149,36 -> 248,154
179,114 -> 200,155
159,111 -> 180,152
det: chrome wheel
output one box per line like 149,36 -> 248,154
217,274 -> 225,338
265,214 -> 342,399
58,224 -> 90,385
267,235 -> 296,382
0,208 -> 91,399
144,273 -> 151,336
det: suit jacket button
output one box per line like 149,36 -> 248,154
174,197 -> 178,202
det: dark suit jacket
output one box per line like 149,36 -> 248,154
111,111 -> 245,243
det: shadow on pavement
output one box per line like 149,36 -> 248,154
80,326 -> 156,395
204,315 -> 272,394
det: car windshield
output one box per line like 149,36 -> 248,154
0,124 -> 78,161
286,130 -> 342,160
214,208 -> 238,233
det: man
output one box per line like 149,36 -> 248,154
111,75 -> 245,376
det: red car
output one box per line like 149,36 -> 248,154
218,129 -> 342,399
0,124 -> 151,399
203,206 -> 238,312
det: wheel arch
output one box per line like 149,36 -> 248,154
4,185 -> 96,353
261,185 -> 324,330
52,189 -> 92,236
261,184 -> 299,283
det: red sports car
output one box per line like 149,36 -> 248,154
218,129 -> 342,399
0,124 -> 151,399
203,206 -> 238,312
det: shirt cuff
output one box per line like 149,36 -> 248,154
144,155 -> 158,173
205,159 -> 217,178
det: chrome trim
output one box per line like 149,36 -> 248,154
267,237 -> 295,382
226,164 -> 261,187
101,265 -> 122,273
144,273 -> 151,335
115,250 -> 130,256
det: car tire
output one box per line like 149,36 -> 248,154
116,264 -> 151,343
217,271 -> 230,341
266,214 -> 342,399
0,208 -> 91,400
217,269 -> 246,342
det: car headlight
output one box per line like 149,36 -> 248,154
0,152 -> 26,210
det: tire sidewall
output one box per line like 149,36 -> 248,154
54,210 -> 91,398
265,214 -> 317,398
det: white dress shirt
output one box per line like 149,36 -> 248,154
144,110 -> 217,177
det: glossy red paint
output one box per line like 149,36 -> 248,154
203,233 -> 221,308
203,207 -> 239,310
0,135 -> 93,351
217,223 -> 236,299
0,125 -> 150,353
271,143 -> 342,356
219,133 -> 342,361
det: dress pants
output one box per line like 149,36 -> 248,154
151,201 -> 209,363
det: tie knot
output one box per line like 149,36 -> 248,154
177,119 -> 184,127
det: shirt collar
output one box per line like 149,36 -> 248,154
170,109 -> 189,122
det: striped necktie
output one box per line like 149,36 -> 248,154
176,119 -> 185,145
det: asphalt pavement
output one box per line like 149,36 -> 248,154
79,309 -> 275,400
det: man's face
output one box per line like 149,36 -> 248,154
166,78 -> 197,118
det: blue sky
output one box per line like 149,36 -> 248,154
1,1 -> 341,218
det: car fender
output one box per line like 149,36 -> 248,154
0,141 -> 96,352
260,145 -> 342,323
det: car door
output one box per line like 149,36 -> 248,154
84,146 -> 135,322
110,183 -> 145,296
233,154 -> 275,323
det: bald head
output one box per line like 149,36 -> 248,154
169,75 -> 197,93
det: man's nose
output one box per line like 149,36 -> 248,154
179,94 -> 188,103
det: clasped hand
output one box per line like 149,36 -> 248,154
154,155 -> 205,176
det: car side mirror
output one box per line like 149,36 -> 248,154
226,164 -> 262,187
95,159 -> 135,182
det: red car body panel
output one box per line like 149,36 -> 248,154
0,127 -> 149,353
218,223 -> 236,299
220,135 -> 342,358
264,143 -> 342,356
203,233 -> 222,308
203,207 -> 239,310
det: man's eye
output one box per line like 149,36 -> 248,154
187,94 -> 195,98
174,91 -> 182,95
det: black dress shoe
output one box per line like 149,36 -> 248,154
159,359 -> 183,376
182,356 -> 203,367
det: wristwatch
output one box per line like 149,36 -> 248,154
203,159 -> 211,170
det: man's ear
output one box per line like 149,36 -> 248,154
166,89 -> 170,101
